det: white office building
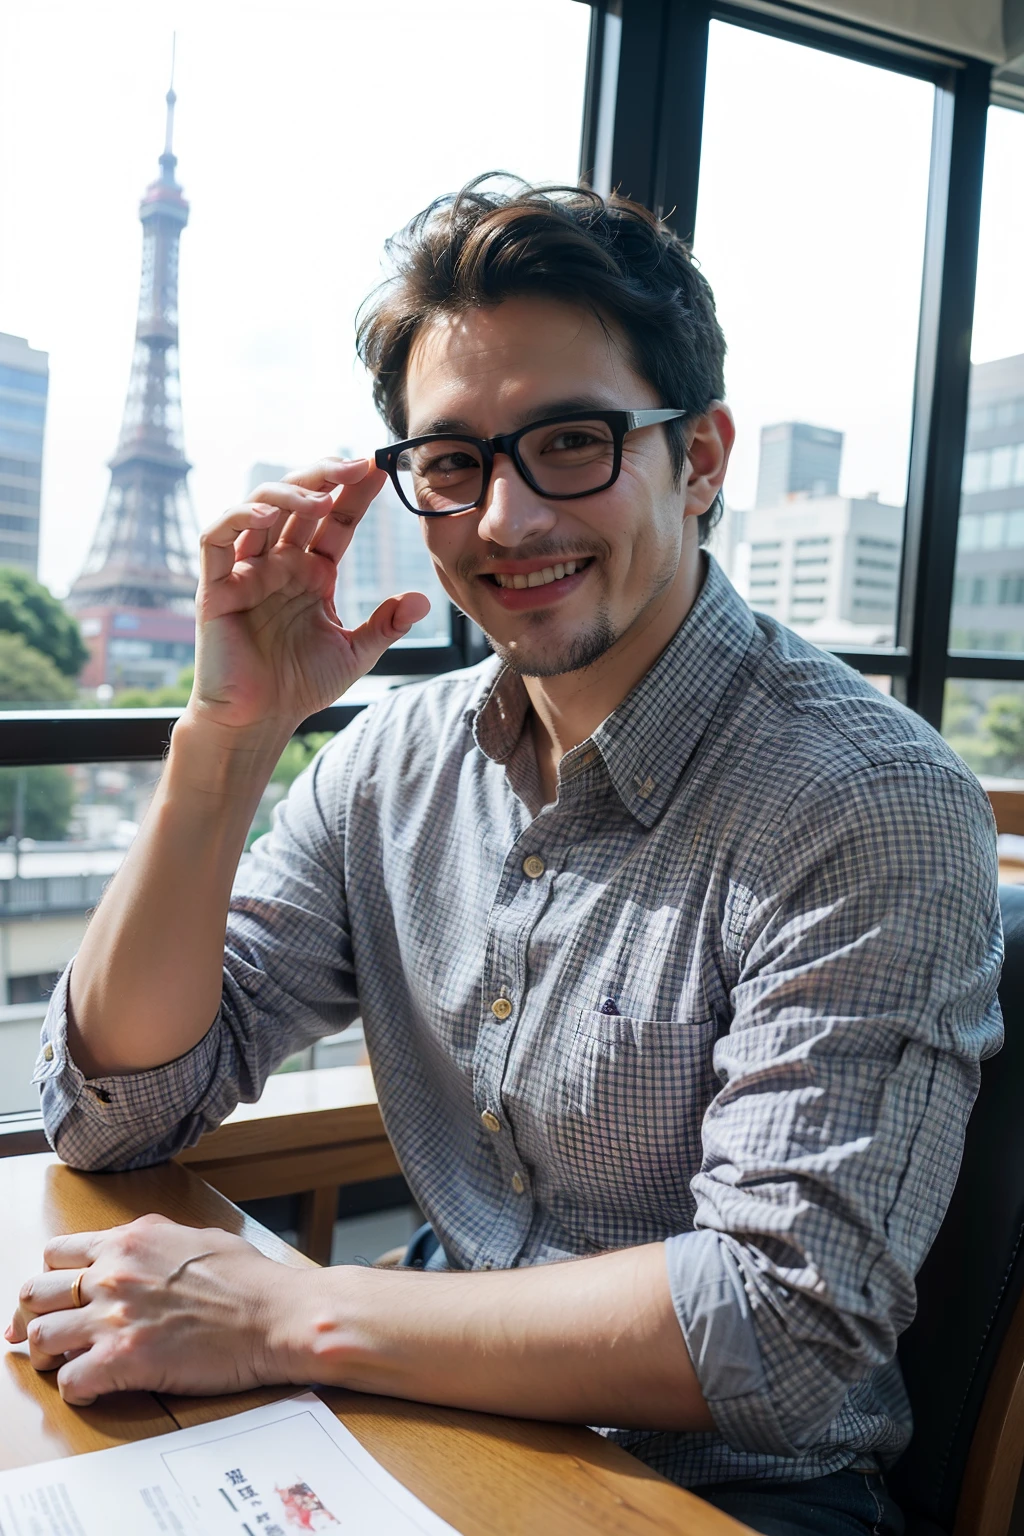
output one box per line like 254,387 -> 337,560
731,493 -> 904,646
0,332 -> 48,576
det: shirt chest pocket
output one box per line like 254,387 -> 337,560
555,1009 -> 719,1231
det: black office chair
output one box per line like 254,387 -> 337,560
889,884 -> 1024,1536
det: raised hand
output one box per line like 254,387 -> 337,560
192,457 -> 431,735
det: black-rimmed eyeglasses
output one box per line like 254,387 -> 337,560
374,408 -> 687,517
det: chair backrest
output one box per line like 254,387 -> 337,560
889,884 -> 1024,1532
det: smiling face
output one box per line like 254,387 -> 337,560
403,295 -> 723,679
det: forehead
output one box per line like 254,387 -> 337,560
404,295 -> 648,432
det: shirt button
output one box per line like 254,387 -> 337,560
511,1172 -> 525,1195
480,1110 -> 501,1134
490,997 -> 513,1021
43,1044 -> 54,1062
522,854 -> 545,879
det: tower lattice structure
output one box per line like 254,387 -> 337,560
69,82 -> 197,614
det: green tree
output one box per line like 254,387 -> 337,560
980,693 -> 1024,777
0,566 -> 88,678
271,732 -> 334,791
0,764 -> 75,840
114,666 -> 194,708
244,733 -> 334,850
0,631 -> 75,706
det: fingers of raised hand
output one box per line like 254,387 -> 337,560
347,591 -> 432,673
200,487 -> 331,580
282,456 -> 373,493
307,464 -> 389,564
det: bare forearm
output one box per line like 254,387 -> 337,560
287,1243 -> 712,1432
67,713 -> 290,1077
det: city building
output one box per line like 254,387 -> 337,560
67,80 -> 197,690
247,462 -> 288,493
0,332 -> 48,576
949,353 -> 1024,652
734,493 -> 904,644
755,421 -> 843,509
727,420 -> 903,645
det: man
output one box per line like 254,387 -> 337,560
10,180 -> 1001,1536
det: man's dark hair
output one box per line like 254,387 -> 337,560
357,175 -> 728,543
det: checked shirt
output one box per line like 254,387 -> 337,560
36,555 -> 1003,1489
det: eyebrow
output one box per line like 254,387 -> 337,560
407,396 -> 623,439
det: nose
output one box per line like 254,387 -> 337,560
476,453 -> 557,546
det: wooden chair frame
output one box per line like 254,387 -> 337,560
954,1281 -> 1024,1535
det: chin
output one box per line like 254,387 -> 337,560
488,618 -> 619,678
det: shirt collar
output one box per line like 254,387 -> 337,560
467,555 -> 758,826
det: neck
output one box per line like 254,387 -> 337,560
525,543 -> 705,799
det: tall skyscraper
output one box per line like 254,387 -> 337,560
0,333 -> 48,576
68,75 -> 198,690
247,462 -> 288,495
755,422 -> 844,508
949,353 -> 1024,652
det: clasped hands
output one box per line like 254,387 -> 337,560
5,1214 -> 311,1406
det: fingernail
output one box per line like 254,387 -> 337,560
324,459 -> 368,477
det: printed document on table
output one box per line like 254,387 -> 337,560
0,1390 -> 458,1535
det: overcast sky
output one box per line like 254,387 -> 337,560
1,2 -> 1022,596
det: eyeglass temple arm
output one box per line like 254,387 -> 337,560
625,409 -> 689,430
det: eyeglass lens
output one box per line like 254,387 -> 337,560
395,418 -> 617,513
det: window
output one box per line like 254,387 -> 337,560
698,20 -> 933,649
0,366 -> 46,395
945,680 -> 1024,785
0,398 -> 46,424
0,0 -> 590,701
949,106 -> 1024,659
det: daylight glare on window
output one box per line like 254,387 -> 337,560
0,0 -> 589,1051
696,21 -> 933,652
942,105 -> 1024,779
0,0 -> 589,690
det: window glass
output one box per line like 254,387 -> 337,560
697,21 -> 933,648
944,680 -> 1024,789
0,0 -> 589,703
949,107 -> 1024,654
0,725 -> 376,1109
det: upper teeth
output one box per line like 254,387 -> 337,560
494,561 -> 580,590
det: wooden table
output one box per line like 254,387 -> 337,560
0,1152 -> 749,1534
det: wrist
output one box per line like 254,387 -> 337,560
273,1264 -> 383,1389
168,708 -> 293,799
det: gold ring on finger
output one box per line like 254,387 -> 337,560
70,1269 -> 86,1309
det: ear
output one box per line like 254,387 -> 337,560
683,404 -> 735,519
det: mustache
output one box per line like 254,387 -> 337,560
457,538 -> 609,582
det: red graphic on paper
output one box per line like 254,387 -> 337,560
276,1482 -> 340,1530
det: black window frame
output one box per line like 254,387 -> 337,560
0,0 -> 1016,768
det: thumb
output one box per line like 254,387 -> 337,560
348,591 -> 431,673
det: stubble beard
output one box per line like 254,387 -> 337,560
486,607 -> 620,678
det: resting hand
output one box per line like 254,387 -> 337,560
5,1214 -> 304,1405
192,456 -> 431,734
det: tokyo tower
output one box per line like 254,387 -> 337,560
69,69 -> 198,689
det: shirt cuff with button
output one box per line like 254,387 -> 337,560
35,964 -> 224,1172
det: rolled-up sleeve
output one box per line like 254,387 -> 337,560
667,761 -> 1003,1457
36,714 -> 369,1171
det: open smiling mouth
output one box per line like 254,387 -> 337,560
483,558 -> 594,590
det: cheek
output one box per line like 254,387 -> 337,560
421,521 -> 474,594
